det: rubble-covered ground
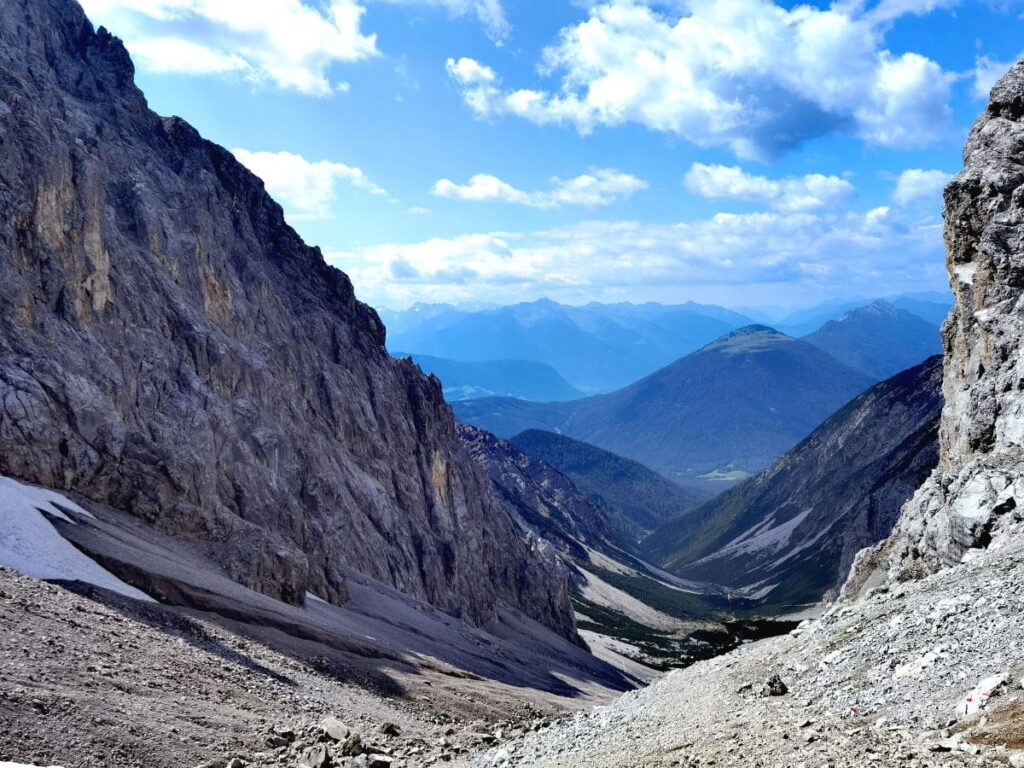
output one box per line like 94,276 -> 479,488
0,566 -> 611,768
471,538 -> 1024,767
6,536 -> 1023,768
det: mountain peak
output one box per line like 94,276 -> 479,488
841,299 -> 900,320
704,324 -> 790,354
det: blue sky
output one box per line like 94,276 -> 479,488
80,0 -> 1024,310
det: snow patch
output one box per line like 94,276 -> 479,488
741,582 -> 779,600
954,263 -> 977,285
0,476 -> 152,602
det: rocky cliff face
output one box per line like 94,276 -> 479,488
885,62 -> 1024,581
0,0 -> 574,639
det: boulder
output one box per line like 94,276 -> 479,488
760,674 -> 789,697
322,716 -> 350,742
299,744 -> 330,768
341,733 -> 364,756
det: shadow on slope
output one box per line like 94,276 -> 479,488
48,493 -> 638,700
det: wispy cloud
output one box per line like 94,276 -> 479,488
972,55 -> 1017,100
371,0 -> 509,43
892,168 -> 951,206
432,169 -> 647,208
331,208 -> 945,308
684,164 -> 855,212
232,149 -> 387,221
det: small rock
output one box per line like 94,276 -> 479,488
322,716 -> 350,742
272,725 -> 295,742
380,722 -> 401,737
299,744 -> 330,768
760,674 -> 789,697
342,733 -> 364,756
367,755 -> 393,768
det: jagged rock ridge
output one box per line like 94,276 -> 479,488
458,424 -> 615,562
884,61 -> 1024,581
0,0 -> 574,638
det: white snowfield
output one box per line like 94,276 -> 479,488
0,476 -> 152,602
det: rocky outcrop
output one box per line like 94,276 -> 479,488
886,61 -> 1024,581
458,424 -> 615,562
0,0 -> 574,639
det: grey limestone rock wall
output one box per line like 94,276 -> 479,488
0,0 -> 575,640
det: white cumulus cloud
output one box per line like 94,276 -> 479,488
446,0 -> 955,159
79,0 -> 378,96
432,169 -> 647,208
892,168 -> 951,206
232,149 -> 387,221
684,164 -> 855,212
128,36 -> 249,75
331,208 -> 946,308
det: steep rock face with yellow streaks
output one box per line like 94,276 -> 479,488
0,0 -> 575,640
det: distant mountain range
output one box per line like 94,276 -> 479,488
802,300 -> 942,381
753,291 -> 952,336
640,357 -> 943,611
397,354 -> 581,402
455,326 -> 874,489
378,295 -> 950,394
385,299 -> 754,392
509,430 -> 710,542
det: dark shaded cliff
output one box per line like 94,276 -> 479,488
0,0 -> 574,639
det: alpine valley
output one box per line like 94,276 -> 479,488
0,2 -> 1021,768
